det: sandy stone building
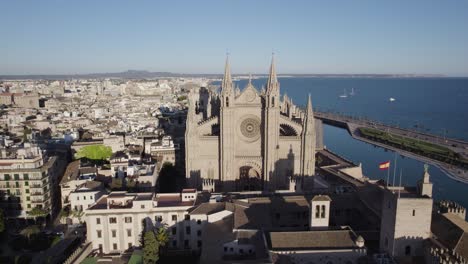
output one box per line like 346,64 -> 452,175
185,56 -> 322,192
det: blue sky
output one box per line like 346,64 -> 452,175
1,0 -> 468,76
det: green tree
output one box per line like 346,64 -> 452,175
155,226 -> 169,248
28,207 -> 48,217
71,209 -> 84,223
75,145 -> 112,161
20,225 -> 40,240
0,209 -> 5,233
143,231 -> 159,264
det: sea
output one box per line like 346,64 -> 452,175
230,77 -> 468,214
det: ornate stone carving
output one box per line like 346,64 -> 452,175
240,117 -> 260,138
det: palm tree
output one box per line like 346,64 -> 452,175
155,227 -> 169,248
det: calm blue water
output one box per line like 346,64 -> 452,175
230,77 -> 468,214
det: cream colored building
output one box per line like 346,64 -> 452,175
85,189 -> 199,254
186,56 -> 321,192
0,143 -> 62,218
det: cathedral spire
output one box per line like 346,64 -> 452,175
266,53 -> 279,95
222,54 -> 233,95
306,94 -> 313,118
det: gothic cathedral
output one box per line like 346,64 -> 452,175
185,56 -> 321,192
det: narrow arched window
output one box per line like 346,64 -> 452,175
315,205 -> 320,218
405,245 -> 411,256
226,97 -> 229,107
321,205 -> 326,218
271,97 -> 275,107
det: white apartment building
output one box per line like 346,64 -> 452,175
85,189 -> 199,254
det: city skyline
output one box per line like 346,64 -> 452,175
1,0 -> 468,76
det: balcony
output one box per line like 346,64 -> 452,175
30,184 -> 42,188
31,199 -> 44,204
31,192 -> 43,196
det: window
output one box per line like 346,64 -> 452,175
14,174 -> 19,180
97,230 -> 102,238
112,230 -> 116,237
26,196 -> 30,201
197,220 -> 202,225
109,217 -> 117,223
113,243 -> 117,250
184,240 -> 189,248
90,195 -> 93,200
83,196 -> 86,200
186,226 -> 191,235
96,218 -> 101,224
226,97 -> 229,107
128,243 -> 132,249
172,227 -> 177,235
185,215 -> 190,221
197,230 -> 202,237
412,209 -> 416,216
25,181 -> 29,186
27,204 -> 31,208
125,217 -> 132,223
275,213 -> 280,220
405,245 -> 411,256
321,205 -> 326,218
98,244 -> 103,251
77,196 -> 79,201
155,215 -> 162,222
240,249 -> 244,254
15,190 -> 20,195
15,182 -> 19,188
4,174 -> 10,180
224,247 -> 227,252
230,248 -> 233,252
25,189 -> 29,193
141,205 -> 145,209
127,229 -> 132,237
23,174 -> 29,180
315,205 -> 320,218
172,240 -> 177,247
271,97 -> 275,107
172,215 -> 177,221
197,240 -> 202,248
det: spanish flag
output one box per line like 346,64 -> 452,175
379,161 -> 390,170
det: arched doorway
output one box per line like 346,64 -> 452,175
238,166 -> 262,191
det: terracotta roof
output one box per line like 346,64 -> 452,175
268,229 -> 359,250
432,213 -> 468,259
189,202 -> 226,215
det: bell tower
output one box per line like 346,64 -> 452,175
262,54 -> 280,191
220,54 -> 235,190
300,94 -> 316,189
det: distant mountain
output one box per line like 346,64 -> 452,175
0,70 -> 446,80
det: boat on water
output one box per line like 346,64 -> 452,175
389,97 -> 396,102
339,89 -> 348,98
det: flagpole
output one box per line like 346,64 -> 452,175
386,162 -> 390,187
392,152 -> 397,187
398,168 -> 402,199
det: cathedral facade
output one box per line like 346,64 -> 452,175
185,56 -> 321,192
